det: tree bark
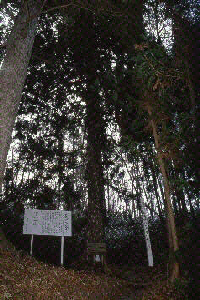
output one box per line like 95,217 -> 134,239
0,0 -> 45,195
85,90 -> 106,244
147,103 -> 179,282
0,1 -> 45,249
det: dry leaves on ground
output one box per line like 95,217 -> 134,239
0,246 -> 185,299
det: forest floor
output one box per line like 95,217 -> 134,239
0,245 -> 186,300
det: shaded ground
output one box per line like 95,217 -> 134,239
0,245 -> 185,299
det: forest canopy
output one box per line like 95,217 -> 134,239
0,0 -> 199,298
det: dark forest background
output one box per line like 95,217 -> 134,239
0,0 -> 199,298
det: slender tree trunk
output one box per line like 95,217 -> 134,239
170,160 -> 188,219
131,180 -> 136,218
142,184 -> 154,219
150,160 -> 163,220
106,170 -> 111,211
0,0 -> 45,195
182,173 -> 195,218
157,174 -> 176,255
172,195 -> 179,216
147,104 -> 179,282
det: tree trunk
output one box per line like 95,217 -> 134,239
84,86 -> 107,245
84,86 -> 108,271
0,0 -> 45,195
0,1 -> 45,248
147,104 -> 179,282
150,160 -> 163,220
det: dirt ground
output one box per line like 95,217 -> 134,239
0,245 -> 185,299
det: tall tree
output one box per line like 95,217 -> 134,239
146,101 -> 179,281
0,0 -> 48,247
62,9 -> 110,245
0,0 -> 46,194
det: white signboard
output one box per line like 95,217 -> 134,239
23,209 -> 72,236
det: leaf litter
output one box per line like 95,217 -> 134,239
0,246 -> 184,299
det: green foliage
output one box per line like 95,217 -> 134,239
1,1 -> 200,289
173,278 -> 189,300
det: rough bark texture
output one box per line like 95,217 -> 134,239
0,0 -> 44,195
85,89 -> 106,244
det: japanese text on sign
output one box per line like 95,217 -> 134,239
23,209 -> 72,236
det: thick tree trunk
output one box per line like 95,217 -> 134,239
84,87 -> 108,272
0,1 -> 45,249
147,104 -> 179,282
85,90 -> 106,244
0,0 -> 45,195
